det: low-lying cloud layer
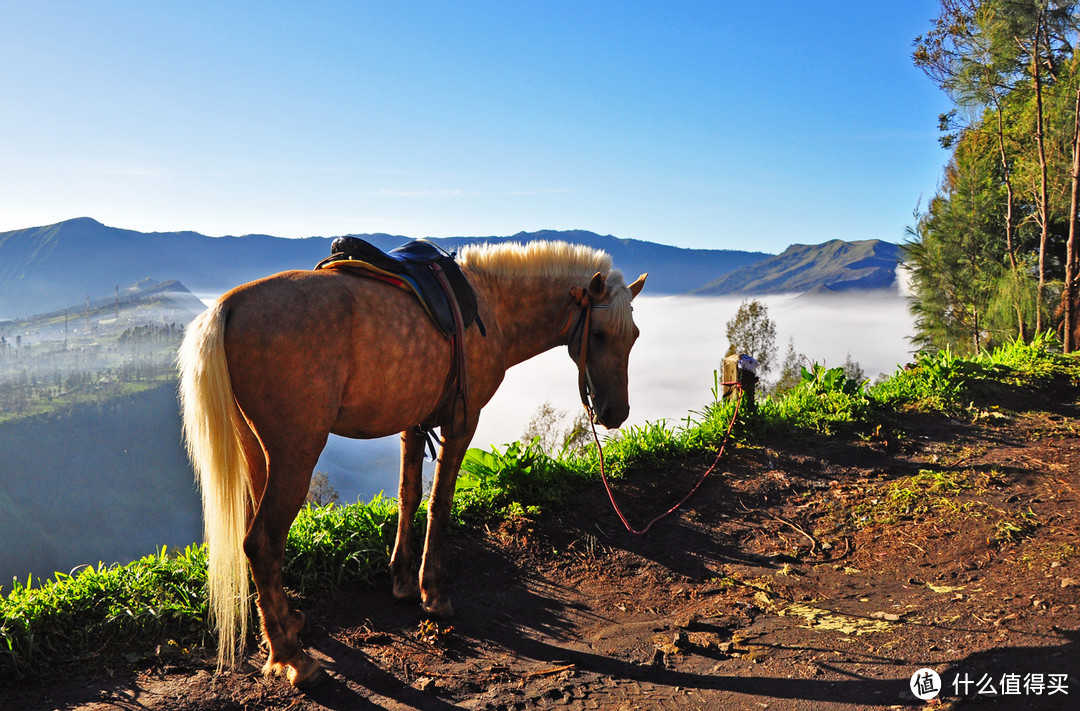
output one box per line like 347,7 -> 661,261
322,292 -> 915,502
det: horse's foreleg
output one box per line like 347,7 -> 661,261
243,457 -> 324,687
419,430 -> 474,617
390,428 -> 426,600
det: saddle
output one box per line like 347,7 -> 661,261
317,236 -> 483,338
315,237 -> 485,443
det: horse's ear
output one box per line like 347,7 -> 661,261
628,273 -> 647,299
588,272 -> 607,299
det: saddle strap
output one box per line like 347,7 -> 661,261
421,261 -> 470,438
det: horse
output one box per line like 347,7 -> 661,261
177,239 -> 647,687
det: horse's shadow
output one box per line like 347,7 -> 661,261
310,568 -> 1079,709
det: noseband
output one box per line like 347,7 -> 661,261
554,286 -> 612,418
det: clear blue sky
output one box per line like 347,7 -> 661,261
0,1 -> 951,253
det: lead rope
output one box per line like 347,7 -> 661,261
585,381 -> 744,536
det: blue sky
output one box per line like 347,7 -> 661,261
0,1 -> 952,252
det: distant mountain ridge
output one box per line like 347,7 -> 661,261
0,218 -> 336,319
0,218 -> 769,319
691,239 -> 902,295
0,278 -> 204,329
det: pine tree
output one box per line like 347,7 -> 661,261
725,299 -> 777,375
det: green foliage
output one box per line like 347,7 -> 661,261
0,495 -> 397,681
993,509 -> 1040,545
909,1 -> 1080,352
752,363 -> 871,435
283,495 -> 397,594
770,337 -> 806,394
0,545 -> 209,679
871,331 -> 1077,413
725,299 -> 777,375
455,439 -> 582,523
799,363 -> 864,396
903,136 -> 1010,356
870,346 -> 978,412
520,400 -> 591,455
978,330 -> 1074,384
843,469 -> 980,529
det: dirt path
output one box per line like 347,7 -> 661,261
6,389 -> 1080,710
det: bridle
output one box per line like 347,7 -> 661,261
554,283 -> 743,537
554,285 -> 612,418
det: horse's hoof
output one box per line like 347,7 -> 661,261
286,654 -> 326,688
422,595 -> 455,618
263,650 -> 325,688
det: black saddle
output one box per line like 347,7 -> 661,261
318,236 -> 484,338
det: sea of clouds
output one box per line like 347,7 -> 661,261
320,288 -> 916,502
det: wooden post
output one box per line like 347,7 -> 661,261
722,353 -> 756,412
722,354 -> 739,401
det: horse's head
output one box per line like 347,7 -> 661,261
569,270 -> 647,429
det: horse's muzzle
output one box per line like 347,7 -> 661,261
594,403 -> 629,429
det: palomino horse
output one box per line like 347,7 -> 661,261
178,240 -> 646,686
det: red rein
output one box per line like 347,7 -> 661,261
560,287 -> 743,535
587,382 -> 743,536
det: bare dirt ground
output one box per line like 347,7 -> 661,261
5,382 -> 1080,710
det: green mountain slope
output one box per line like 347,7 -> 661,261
691,239 -> 902,295
0,382 -> 200,585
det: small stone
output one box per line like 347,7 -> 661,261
869,611 -> 900,621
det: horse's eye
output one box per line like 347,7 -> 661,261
591,329 -> 606,345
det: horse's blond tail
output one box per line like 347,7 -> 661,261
177,301 -> 254,670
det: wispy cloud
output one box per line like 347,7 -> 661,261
85,166 -> 171,178
239,164 -> 413,176
363,187 -> 572,199
80,165 -> 235,179
83,163 -> 413,179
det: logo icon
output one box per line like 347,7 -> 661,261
910,668 -> 942,700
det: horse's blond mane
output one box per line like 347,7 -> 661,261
458,240 -> 635,336
458,240 -> 613,281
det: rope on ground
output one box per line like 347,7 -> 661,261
588,382 -> 744,536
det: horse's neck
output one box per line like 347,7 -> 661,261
472,273 -> 573,367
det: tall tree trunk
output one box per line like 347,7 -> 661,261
990,92 -> 1025,338
1066,79 -> 1080,352
968,150 -> 982,354
1033,13 -> 1051,334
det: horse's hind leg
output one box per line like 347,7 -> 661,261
420,428 -> 476,617
243,445 -> 325,687
390,427 -> 427,600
